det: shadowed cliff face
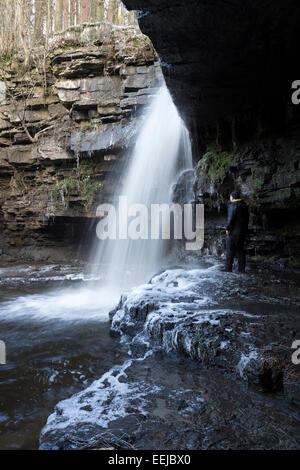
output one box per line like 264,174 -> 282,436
123,0 -> 300,141
123,0 -> 300,266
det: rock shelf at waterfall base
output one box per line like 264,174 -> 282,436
109,266 -> 300,387
39,262 -> 300,450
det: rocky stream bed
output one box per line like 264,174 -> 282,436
38,260 -> 300,450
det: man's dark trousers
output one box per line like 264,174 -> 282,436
226,230 -> 246,272
225,198 -> 249,272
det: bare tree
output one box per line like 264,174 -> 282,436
0,61 -> 56,144
0,0 -> 136,64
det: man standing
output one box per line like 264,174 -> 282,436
222,190 -> 249,273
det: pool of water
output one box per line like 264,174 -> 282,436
0,263 -> 128,450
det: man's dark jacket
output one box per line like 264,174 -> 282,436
226,200 -> 249,236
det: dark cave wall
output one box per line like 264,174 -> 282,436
124,0 -> 300,265
123,0 -> 300,138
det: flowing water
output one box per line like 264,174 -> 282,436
0,263 -> 129,449
1,261 -> 300,450
0,86 -> 195,449
90,85 -> 193,288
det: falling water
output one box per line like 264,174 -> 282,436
91,85 -> 193,289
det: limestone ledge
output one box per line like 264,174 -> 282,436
0,23 -> 163,256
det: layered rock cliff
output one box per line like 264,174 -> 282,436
0,23 -> 162,260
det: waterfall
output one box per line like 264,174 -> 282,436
91,85 -> 193,290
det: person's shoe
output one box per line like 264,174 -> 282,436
220,267 -> 232,272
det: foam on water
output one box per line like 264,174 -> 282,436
237,350 -> 259,378
0,286 -> 119,323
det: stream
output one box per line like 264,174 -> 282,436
0,262 -> 127,449
1,260 -> 300,450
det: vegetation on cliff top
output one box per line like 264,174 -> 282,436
0,1 -> 136,67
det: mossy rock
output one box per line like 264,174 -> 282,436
196,144 -> 242,185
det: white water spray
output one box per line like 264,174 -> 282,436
92,85 -> 193,289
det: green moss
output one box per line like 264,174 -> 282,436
250,254 -> 279,263
289,256 -> 300,267
253,177 -> 263,192
250,255 -> 261,262
250,162 -> 264,195
0,52 -> 13,67
50,38 -> 83,55
132,38 -> 146,47
77,121 -> 99,142
196,144 -> 242,184
52,167 -> 102,209
80,120 -> 97,131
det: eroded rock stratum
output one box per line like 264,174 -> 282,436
0,22 -> 162,261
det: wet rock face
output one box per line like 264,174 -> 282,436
194,137 -> 300,263
0,24 -> 163,260
109,266 -> 300,394
172,169 -> 195,206
39,350 -> 300,450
